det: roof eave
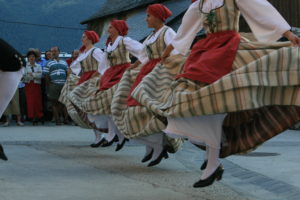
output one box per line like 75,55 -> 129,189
80,0 -> 166,25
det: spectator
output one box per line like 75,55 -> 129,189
41,50 -> 53,122
35,48 -> 47,70
18,80 -> 27,122
44,46 -> 69,125
23,50 -> 43,125
45,50 -> 52,61
66,49 -> 79,67
3,91 -> 23,126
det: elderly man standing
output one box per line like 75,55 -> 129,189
44,46 -> 69,125
0,38 -> 25,160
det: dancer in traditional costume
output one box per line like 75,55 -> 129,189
111,4 -> 183,167
0,38 -> 25,160
69,20 -> 145,150
132,0 -> 300,187
59,30 -> 109,147
59,30 -> 106,126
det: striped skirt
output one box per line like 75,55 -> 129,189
111,66 -> 183,152
68,64 -> 129,130
132,39 -> 300,158
59,74 -> 94,129
67,74 -> 113,131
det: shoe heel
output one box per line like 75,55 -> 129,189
216,169 -> 224,181
163,152 -> 169,159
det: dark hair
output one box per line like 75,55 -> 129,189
51,46 -> 60,52
26,50 -> 37,58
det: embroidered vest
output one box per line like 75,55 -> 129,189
80,48 -> 99,73
200,0 -> 240,33
145,26 -> 169,60
107,39 -> 131,66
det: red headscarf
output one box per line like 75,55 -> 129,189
111,20 -> 128,36
106,20 -> 129,46
147,4 -> 172,22
191,0 -> 197,3
80,30 -> 100,52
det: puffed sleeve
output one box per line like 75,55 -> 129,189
171,0 -> 204,55
164,28 -> 180,55
70,57 -> 81,76
123,37 -> 148,64
236,0 -> 291,42
92,48 -> 109,75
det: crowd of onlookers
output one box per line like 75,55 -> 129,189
0,47 -> 80,127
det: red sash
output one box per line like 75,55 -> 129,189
177,31 -> 240,84
77,70 -> 96,85
100,63 -> 130,91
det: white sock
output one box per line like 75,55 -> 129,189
201,146 -> 220,180
144,145 -> 153,157
104,129 -> 116,142
151,145 -> 164,161
205,146 -> 209,161
112,122 -> 124,144
93,130 -> 104,144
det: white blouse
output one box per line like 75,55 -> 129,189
172,0 -> 291,56
23,63 -> 43,84
139,25 -> 179,64
102,36 -> 146,69
70,47 -> 107,76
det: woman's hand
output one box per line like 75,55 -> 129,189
91,71 -> 100,78
128,61 -> 141,70
67,68 -> 72,76
283,31 -> 300,46
161,44 -> 174,64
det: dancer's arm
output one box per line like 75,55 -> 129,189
123,37 -> 147,65
128,60 -> 141,70
93,48 -> 108,76
283,31 -> 300,46
236,0 -> 293,43
70,58 -> 81,76
161,1 -> 204,63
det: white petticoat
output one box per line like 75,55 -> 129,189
164,114 -> 226,149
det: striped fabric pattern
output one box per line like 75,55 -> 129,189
59,49 -> 101,129
80,48 -> 99,73
132,44 -> 300,157
59,74 -> 93,128
131,0 -> 300,157
69,39 -> 131,116
111,66 -> 183,152
68,75 -> 114,115
107,39 -> 131,66
44,60 -> 68,85
145,27 -> 168,60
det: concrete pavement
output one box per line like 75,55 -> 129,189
0,122 -> 300,200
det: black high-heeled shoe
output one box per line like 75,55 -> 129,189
115,139 -> 129,152
90,138 -> 106,148
200,160 -> 208,170
193,165 -> 224,188
0,144 -> 8,161
141,149 -> 154,163
101,135 -> 118,147
147,148 -> 169,167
